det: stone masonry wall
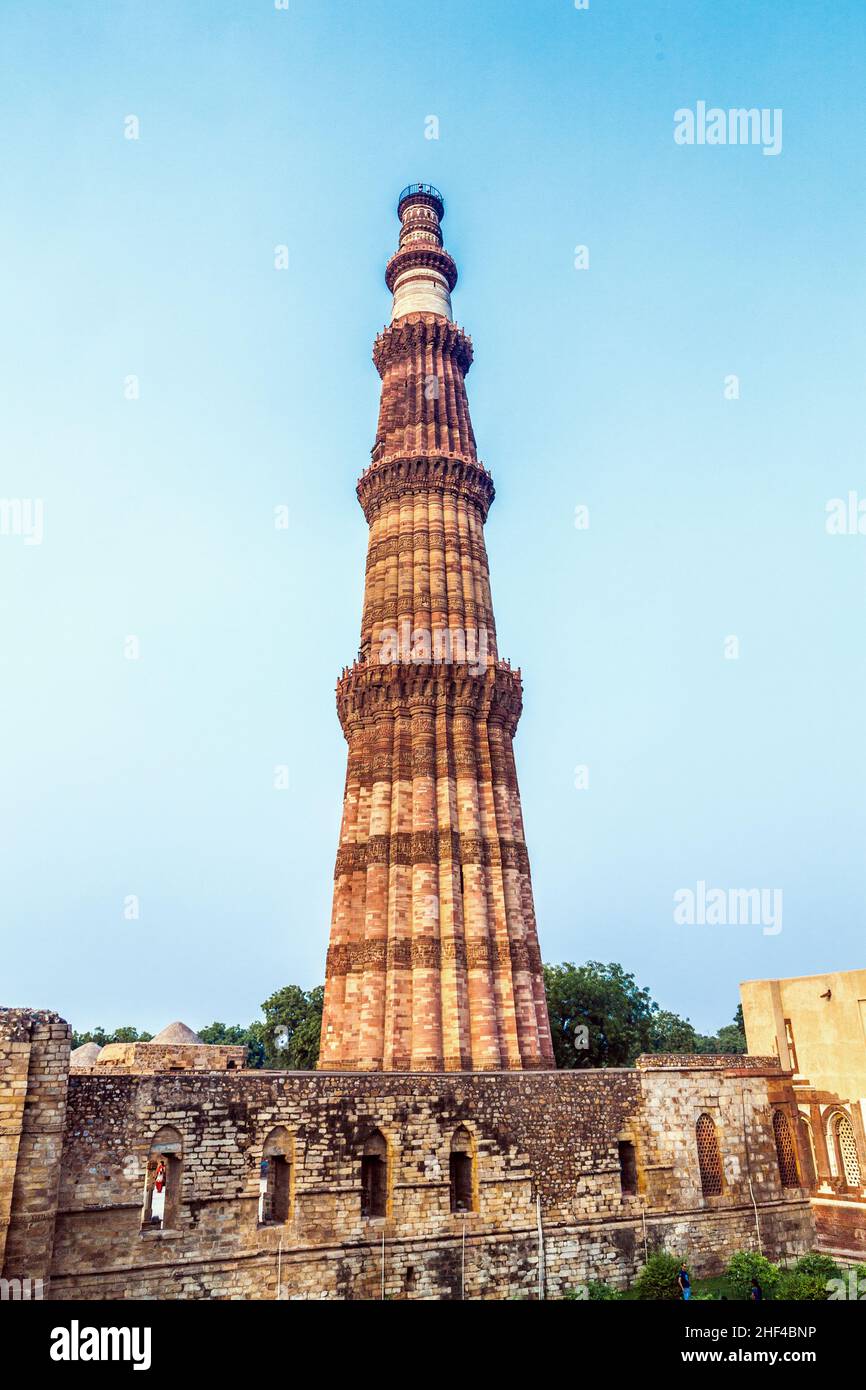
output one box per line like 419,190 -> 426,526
44,1063 -> 814,1300
91,1042 -> 247,1074
0,1009 -> 71,1291
811,1196 -> 866,1261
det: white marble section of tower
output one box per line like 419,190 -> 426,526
392,269 -> 452,320
389,185 -> 455,322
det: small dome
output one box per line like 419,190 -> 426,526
150,1021 -> 204,1045
71,1041 -> 103,1064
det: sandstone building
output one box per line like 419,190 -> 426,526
741,969 -> 866,1262
0,187 -> 820,1299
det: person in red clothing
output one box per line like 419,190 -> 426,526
149,1158 -> 167,1226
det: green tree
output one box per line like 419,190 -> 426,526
543,961 -> 657,1068
717,1004 -> 747,1053
197,1021 -> 265,1069
71,1026 -> 153,1048
715,1023 -> 747,1053
197,1022 -> 248,1044
697,1007 -> 747,1055
110,1026 -> 153,1043
543,965 -> 748,1067
648,1010 -> 699,1054
257,984 -> 324,1070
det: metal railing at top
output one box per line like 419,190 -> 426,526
398,183 -> 444,215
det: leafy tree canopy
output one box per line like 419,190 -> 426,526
544,961 -> 656,1069
197,1021 -> 265,1068
543,961 -> 745,1069
71,1026 -> 153,1049
254,984 -> 324,1070
73,968 -> 743,1073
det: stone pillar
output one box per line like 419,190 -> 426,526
0,1010 -> 71,1294
409,702 -> 443,1069
810,1102 -> 832,1184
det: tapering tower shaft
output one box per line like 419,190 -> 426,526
319,185 -> 554,1072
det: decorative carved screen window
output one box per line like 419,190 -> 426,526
834,1113 -> 862,1188
772,1110 -> 800,1188
695,1113 -> 723,1197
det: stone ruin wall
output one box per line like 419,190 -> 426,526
88,1042 -> 247,1074
811,1196 -> 866,1262
0,1009 -> 71,1289
0,1009 -> 816,1300
47,1061 -> 813,1300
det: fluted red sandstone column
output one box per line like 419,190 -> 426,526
319,185 -> 554,1073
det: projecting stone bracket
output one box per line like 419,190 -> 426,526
372,314 -> 472,375
356,454 -> 495,523
335,660 -> 522,735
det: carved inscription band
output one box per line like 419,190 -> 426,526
326,936 -> 542,978
334,831 -> 531,877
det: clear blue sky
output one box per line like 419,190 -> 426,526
2,0 -> 864,1037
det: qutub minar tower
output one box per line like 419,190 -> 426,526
0,190 -> 821,1305
319,185 -> 555,1073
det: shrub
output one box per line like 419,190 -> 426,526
562,1280 -> 620,1300
587,1279 -> 620,1301
792,1252 -> 841,1284
776,1270 -> 830,1302
632,1251 -> 683,1301
725,1251 -> 781,1301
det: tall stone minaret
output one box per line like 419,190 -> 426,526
319,185 -> 554,1073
